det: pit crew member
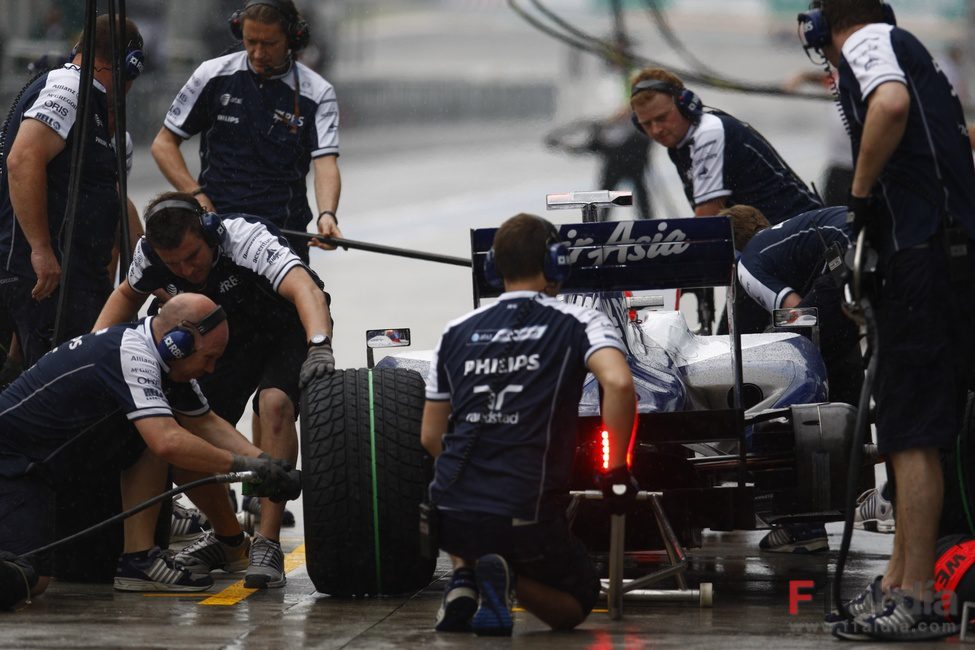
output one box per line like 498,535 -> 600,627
150,0 -> 341,261
806,0 -> 975,639
421,213 -> 637,635
0,294 -> 299,609
629,66 -> 822,336
0,15 -> 145,366
93,192 -> 334,589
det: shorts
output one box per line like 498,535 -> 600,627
0,272 -> 110,367
198,312 -> 307,425
438,510 -> 601,616
874,243 -> 975,454
0,475 -> 55,577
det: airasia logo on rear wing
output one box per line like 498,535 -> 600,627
563,221 -> 690,266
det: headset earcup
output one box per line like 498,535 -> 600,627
229,9 -> 244,40
677,88 -> 703,122
157,327 -> 195,363
484,248 -> 503,289
291,18 -> 310,51
200,213 -> 225,246
124,49 -> 144,81
543,242 -> 571,284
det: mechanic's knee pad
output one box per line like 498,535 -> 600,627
0,552 -> 38,610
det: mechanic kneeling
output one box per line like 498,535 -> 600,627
0,294 -> 300,610
93,192 -> 334,589
421,213 -> 638,636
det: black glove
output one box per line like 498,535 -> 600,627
299,343 -> 335,388
847,193 -> 878,234
597,466 -> 641,515
231,453 -> 302,503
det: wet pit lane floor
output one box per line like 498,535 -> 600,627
1,523 -> 926,649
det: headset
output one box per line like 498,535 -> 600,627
629,79 -> 703,134
483,216 -> 571,289
156,305 -> 228,363
143,198 -> 225,247
798,1 -> 896,51
70,32 -> 144,81
123,34 -> 145,81
228,0 -> 310,52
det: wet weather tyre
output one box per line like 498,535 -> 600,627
300,368 -> 435,597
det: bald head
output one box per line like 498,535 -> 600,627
153,294 -> 229,377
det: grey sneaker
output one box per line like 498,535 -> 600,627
175,532 -> 250,575
244,533 -> 285,589
171,499 -> 211,542
853,487 -> 895,533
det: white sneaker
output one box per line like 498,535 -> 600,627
853,488 -> 895,533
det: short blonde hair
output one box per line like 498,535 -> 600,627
629,67 -> 685,111
719,204 -> 770,252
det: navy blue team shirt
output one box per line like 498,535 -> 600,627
126,214 -> 323,344
0,64 -> 124,290
669,111 -> 822,224
426,291 -> 625,521
163,52 -> 339,231
837,24 -> 975,257
0,318 -> 208,478
738,206 -> 852,312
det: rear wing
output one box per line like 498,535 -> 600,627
470,217 -> 735,301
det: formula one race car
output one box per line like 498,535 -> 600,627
298,198 -> 867,599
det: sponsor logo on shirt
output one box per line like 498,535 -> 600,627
143,387 -> 166,401
33,113 -> 60,131
217,114 -> 240,124
470,325 -> 547,344
463,354 -> 540,376
218,275 -> 240,293
219,94 -> 243,106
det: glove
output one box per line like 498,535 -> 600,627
231,453 -> 302,503
847,193 -> 878,234
299,343 -> 335,389
597,466 -> 641,515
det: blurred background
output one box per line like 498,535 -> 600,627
0,0 -> 973,366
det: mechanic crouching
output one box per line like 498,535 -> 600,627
421,213 -> 638,635
93,192 -> 334,589
0,294 -> 300,609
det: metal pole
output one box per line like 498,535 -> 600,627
280,230 -> 472,267
108,0 -> 132,281
52,0 -> 98,345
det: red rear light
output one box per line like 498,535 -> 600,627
598,427 -> 635,471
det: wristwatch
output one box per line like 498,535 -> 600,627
309,334 -> 331,347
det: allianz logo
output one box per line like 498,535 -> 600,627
563,221 -> 690,265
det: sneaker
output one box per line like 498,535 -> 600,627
472,554 -> 514,637
759,523 -> 828,554
853,488 -> 895,533
834,590 -> 958,642
825,575 -> 886,625
170,499 -> 211,542
244,533 -> 285,589
114,547 -> 213,592
175,531 -> 250,575
435,567 -> 478,632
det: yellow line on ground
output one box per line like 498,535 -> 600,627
142,593 -> 210,598
199,544 -> 306,607
512,607 -> 609,614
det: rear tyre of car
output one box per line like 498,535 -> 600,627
300,368 -> 436,597
941,391 -> 975,538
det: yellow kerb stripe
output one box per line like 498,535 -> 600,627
199,544 -> 306,606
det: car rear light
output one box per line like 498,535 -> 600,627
598,428 -> 634,471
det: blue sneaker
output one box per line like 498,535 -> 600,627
759,523 -> 828,554
435,567 -> 478,632
472,554 -> 514,637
